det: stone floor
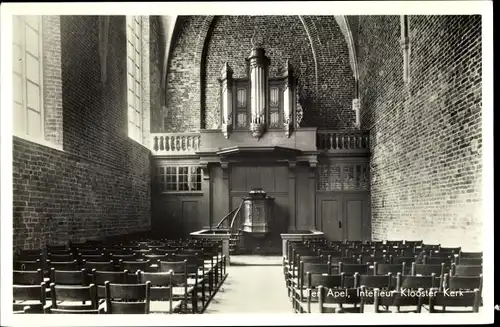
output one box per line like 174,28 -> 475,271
204,255 -> 291,314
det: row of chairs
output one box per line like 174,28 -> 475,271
14,238 -> 228,314
15,279 -> 168,314
293,272 -> 482,313
284,239 -> 483,313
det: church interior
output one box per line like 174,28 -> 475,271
9,14 -> 484,316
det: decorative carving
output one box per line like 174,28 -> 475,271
352,98 -> 361,129
219,62 -> 233,138
283,59 -> 294,138
296,95 -> 304,128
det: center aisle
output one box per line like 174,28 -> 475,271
204,256 -> 292,314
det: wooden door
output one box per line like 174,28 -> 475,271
343,193 -> 371,241
316,193 -> 343,241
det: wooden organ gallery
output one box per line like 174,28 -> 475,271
152,43 -> 371,256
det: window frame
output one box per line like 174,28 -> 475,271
13,15 -> 45,142
157,165 -> 203,194
126,15 -> 144,144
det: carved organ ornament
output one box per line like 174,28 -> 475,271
218,46 -> 299,139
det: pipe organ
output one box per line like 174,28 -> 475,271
218,44 -> 298,139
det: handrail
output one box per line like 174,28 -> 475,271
229,200 -> 245,232
215,206 -> 239,229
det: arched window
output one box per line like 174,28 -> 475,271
126,16 -> 143,143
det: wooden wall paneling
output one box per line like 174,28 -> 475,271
275,165 -> 289,193
260,166 -> 275,192
211,166 -> 230,227
246,166 -> 261,190
295,164 -> 311,231
288,164 -> 296,234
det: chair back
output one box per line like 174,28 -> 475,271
13,269 -> 44,285
104,281 -> 151,314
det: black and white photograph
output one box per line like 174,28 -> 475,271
0,1 -> 493,325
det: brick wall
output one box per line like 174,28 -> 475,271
163,15 -> 356,132
357,15 -> 482,251
13,16 -> 152,250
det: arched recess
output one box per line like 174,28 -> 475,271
160,15 -> 178,102
334,15 -> 359,99
195,15 -> 319,129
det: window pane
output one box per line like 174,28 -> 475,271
128,90 -> 135,108
127,73 -> 134,93
135,49 -> 141,65
25,25 -> 40,56
13,45 -> 23,73
27,109 -> 42,137
127,57 -> 134,74
13,102 -> 25,134
127,40 -> 134,56
13,73 -> 23,103
12,16 -> 23,45
135,95 -> 141,112
26,53 -> 40,84
135,110 -> 141,128
26,81 -> 40,112
135,81 -> 141,95
135,63 -> 141,79
25,16 -> 40,30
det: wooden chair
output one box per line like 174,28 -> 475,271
48,253 -> 74,262
359,255 -> 390,266
50,268 -> 87,285
47,260 -> 79,271
437,246 -> 461,254
176,254 -> 206,312
80,254 -> 110,262
46,244 -> 68,252
455,257 -> 482,266
14,260 -> 42,271
119,259 -> 152,273
91,269 -> 131,299
317,284 -> 364,313
48,283 -> 102,313
15,251 -> 43,262
428,274 -> 482,313
104,281 -> 151,314
159,260 -> 193,313
450,264 -> 482,277
411,262 -> 446,291
13,282 -> 51,313
338,263 -> 370,287
76,248 -> 103,256
302,273 -> 345,313
376,273 -> 436,313
137,271 -> 183,314
373,263 -> 405,275
83,260 -> 115,272
404,240 -> 423,247
13,269 -> 44,285
458,251 -> 482,259
292,261 -> 332,309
